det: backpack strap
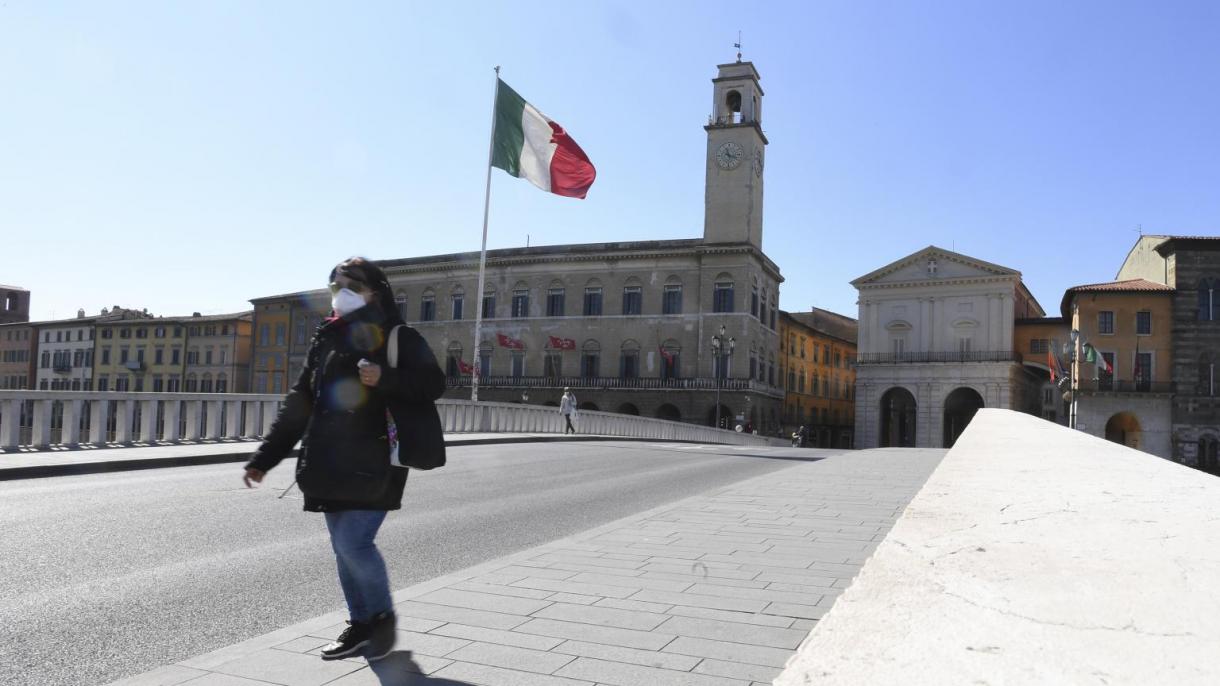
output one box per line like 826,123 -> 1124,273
387,325 -> 403,369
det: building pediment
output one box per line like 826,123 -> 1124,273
851,246 -> 1020,288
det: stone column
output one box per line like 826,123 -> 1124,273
0,398 -> 21,449
932,298 -> 943,352
30,400 -> 52,448
1001,294 -> 1014,351
163,401 -> 181,441
140,399 -> 158,442
61,400 -> 83,446
989,295 -> 1002,351
89,400 -> 110,444
114,399 -> 135,443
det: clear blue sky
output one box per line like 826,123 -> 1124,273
3,1 -> 1218,323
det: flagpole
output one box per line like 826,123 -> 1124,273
471,66 -> 500,403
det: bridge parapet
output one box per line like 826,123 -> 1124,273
775,408 -> 1220,685
0,391 -> 780,451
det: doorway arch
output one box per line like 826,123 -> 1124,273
1105,412 -> 1142,449
943,387 -> 984,448
616,403 -> 640,416
656,404 -> 682,422
879,387 -> 917,447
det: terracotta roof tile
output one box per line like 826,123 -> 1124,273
1066,278 -> 1174,293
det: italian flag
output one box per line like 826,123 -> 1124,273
491,79 -> 596,199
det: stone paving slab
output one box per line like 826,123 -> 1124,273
107,448 -> 944,686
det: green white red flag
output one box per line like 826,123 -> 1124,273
491,79 -> 596,199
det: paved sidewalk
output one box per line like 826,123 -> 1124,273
108,448 -> 944,686
0,434 -> 647,480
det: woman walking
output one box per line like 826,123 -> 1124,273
243,257 -> 445,661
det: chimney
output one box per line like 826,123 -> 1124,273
77,309 -> 85,319
193,312 -> 201,317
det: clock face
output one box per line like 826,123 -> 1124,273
752,149 -> 764,177
716,141 -> 744,170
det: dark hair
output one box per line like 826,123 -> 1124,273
330,257 -> 402,324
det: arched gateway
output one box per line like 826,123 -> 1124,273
1105,412 -> 1142,449
879,387 -> 917,447
943,387 -> 984,448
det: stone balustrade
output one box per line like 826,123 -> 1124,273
0,391 -> 779,451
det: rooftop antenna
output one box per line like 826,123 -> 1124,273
734,31 -> 742,62
1137,223 -> 1143,236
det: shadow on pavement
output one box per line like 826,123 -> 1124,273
366,651 -> 474,685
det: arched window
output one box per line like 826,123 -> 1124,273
1200,278 -> 1216,321
200,373 -> 213,393
660,339 -> 681,380
581,340 -> 601,378
216,373 -> 228,393
713,273 -> 735,313
725,90 -> 742,123
446,342 -> 463,378
451,286 -> 465,321
619,340 -> 641,379
477,340 -> 493,377
395,291 -> 408,321
419,288 -> 437,322
185,373 -> 197,393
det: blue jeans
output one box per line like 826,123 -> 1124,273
324,510 -> 392,623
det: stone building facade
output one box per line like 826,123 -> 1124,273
248,60 -> 789,429
182,313 -> 254,394
853,246 -> 1047,449
1117,235 -> 1220,472
0,322 -> 35,389
0,285 -> 30,325
34,312 -> 97,391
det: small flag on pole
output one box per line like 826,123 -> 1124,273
1083,343 -> 1112,374
491,79 -> 597,199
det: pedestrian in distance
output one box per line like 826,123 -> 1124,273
243,257 -> 446,662
797,425 -> 808,448
560,387 -> 577,434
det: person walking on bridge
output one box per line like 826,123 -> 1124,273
242,257 -> 445,662
560,387 -> 578,434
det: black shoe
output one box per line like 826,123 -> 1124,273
366,611 -> 397,661
320,620 -> 373,661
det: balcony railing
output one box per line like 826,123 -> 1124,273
1075,378 -> 1175,394
52,365 -> 72,374
856,351 -> 1023,365
444,375 -> 783,396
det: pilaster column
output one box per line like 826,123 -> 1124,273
1001,294 -> 1014,351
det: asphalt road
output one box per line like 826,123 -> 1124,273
0,440 -> 825,686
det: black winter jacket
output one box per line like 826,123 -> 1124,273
246,304 -> 446,512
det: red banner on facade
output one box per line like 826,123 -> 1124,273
497,333 -> 525,349
548,335 -> 576,350
458,359 -> 475,374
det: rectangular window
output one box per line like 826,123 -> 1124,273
621,287 -> 642,315
136,348 -> 145,363
172,348 -> 181,365
662,285 -> 682,315
154,348 -> 163,365
120,348 -> 129,364
259,324 -> 269,346
892,338 -> 905,356
544,352 -> 562,377
547,289 -> 565,317
1134,352 -> 1152,391
396,297 -> 408,320
153,376 -> 164,392
167,378 -> 180,392
481,293 -> 495,318
1099,352 -> 1115,390
1098,311 -> 1115,335
120,328 -> 131,339
102,329 -> 113,339
751,287 -> 760,319
958,337 -> 972,353
478,350 -> 491,377
1029,339 -> 1049,354
205,349 -> 213,364
155,327 -> 166,339
452,295 -> 464,321
1136,311 -> 1151,335
136,328 -> 147,339
272,375 -> 282,393
511,290 -> 529,318
275,324 -> 286,346
115,377 -> 129,392
101,347 -> 111,365
97,376 -> 109,392
713,283 -> 734,313
583,288 -> 603,316
295,320 -> 307,345
420,296 -> 436,321
580,353 -> 599,378
510,351 -> 525,378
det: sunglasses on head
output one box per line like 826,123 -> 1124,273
328,280 -> 369,295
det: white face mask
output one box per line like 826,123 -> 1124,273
331,288 -> 367,316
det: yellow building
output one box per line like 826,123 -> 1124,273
1013,316 -> 1070,424
779,308 -> 858,447
92,310 -> 185,392
249,299 -> 293,394
1062,278 -> 1175,457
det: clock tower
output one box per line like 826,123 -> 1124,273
703,60 -> 767,248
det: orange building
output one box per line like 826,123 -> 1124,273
249,299 -> 293,394
779,308 -> 858,447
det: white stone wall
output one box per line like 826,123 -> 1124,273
34,323 -> 94,390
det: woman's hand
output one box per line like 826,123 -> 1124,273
358,360 -> 382,387
243,467 -> 266,488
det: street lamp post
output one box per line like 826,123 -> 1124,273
710,325 -> 735,430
